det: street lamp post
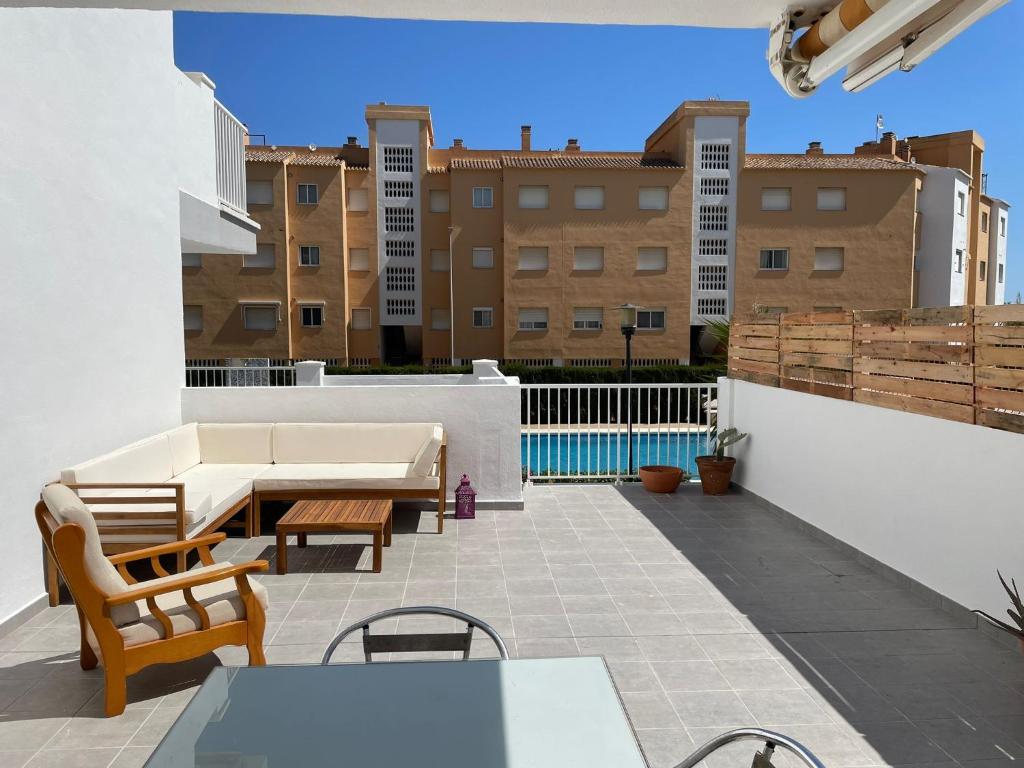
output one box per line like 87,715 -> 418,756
617,304 -> 639,477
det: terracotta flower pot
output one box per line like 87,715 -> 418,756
695,456 -> 736,495
639,465 -> 684,494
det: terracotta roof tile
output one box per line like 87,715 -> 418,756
502,154 -> 682,170
245,149 -> 293,163
450,157 -> 503,170
426,166 -> 449,174
744,154 -> 920,171
346,165 -> 369,172
288,153 -> 344,167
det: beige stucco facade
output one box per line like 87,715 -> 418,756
182,101 -> 1009,367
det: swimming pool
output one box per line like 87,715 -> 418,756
521,431 -> 711,477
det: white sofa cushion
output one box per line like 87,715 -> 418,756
88,563 -> 269,651
85,487 -> 213,527
171,467 -> 253,522
41,484 -> 141,627
198,424 -> 274,464
253,463 -> 440,492
272,423 -> 441,464
410,425 -> 444,477
61,435 -> 173,486
166,423 -> 201,476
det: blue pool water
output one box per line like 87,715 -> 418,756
521,432 -> 710,477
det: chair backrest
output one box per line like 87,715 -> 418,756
37,483 -> 140,626
321,606 -> 509,664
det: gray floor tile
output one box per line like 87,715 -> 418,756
668,689 -> 755,728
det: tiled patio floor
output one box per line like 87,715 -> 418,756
1,484 -> 1022,767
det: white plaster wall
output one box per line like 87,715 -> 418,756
988,202 -> 1009,305
180,384 -> 524,504
0,8 -> 186,624
915,166 -> 968,307
175,72 -> 218,207
718,377 -> 1024,619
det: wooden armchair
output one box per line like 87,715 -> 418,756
36,483 -> 269,716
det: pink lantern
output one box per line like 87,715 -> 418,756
455,474 -> 476,519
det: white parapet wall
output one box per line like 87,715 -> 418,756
181,361 -> 523,506
717,376 -> 1024,620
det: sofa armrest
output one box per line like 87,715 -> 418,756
66,482 -> 188,545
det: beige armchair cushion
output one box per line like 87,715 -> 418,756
410,425 -> 444,477
41,484 -> 140,626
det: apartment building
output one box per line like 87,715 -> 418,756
183,100 -> 1011,367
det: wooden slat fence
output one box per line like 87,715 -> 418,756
727,304 -> 1024,434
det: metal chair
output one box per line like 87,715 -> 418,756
321,606 -> 510,664
672,728 -> 827,768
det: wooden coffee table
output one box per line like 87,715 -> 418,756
276,499 -> 393,575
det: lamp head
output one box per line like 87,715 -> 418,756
616,303 -> 639,332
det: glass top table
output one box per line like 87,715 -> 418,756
145,657 -> 649,767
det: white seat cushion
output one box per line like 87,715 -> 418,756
61,434 -> 173,486
410,425 -> 444,477
166,423 -> 201,476
253,463 -> 440,492
170,470 -> 253,523
272,423 -> 441,464
173,463 -> 270,482
198,424 -> 274,464
89,564 -> 269,651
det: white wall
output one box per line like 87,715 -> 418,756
180,382 -> 524,505
718,377 -> 1024,618
915,165 -> 969,307
988,201 -> 1009,305
0,8 -> 187,624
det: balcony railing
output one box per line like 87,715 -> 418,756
186,365 -> 295,387
522,383 -> 716,482
214,100 -> 247,214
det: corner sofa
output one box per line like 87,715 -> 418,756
51,422 -> 446,604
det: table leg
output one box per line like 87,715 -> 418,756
276,529 -> 288,575
297,532 -> 307,548
372,528 -> 383,573
384,514 -> 392,547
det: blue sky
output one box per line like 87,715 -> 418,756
174,8 -> 1023,301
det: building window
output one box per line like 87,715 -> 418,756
243,305 -> 277,331
701,178 -> 729,197
182,253 -> 201,268
473,307 -> 494,328
429,189 -> 450,213
817,188 -> 847,211
697,265 -> 728,291
518,308 -> 548,330
297,183 -> 318,205
760,188 -> 791,211
979,261 -> 987,281
472,247 -> 494,269
244,243 -> 275,269
638,187 -> 669,210
349,248 -> 369,271
998,263 -> 1004,283
385,266 -> 416,292
386,298 -> 416,316
1000,217 -> 1007,237
347,188 -> 368,212
385,241 -> 415,259
183,305 -> 202,331
637,309 -> 665,330
430,308 -> 451,331
957,191 -> 966,216
383,180 -> 413,199
573,246 -> 604,271
300,305 -> 324,327
696,297 -> 727,316
574,186 -> 604,210
637,247 -> 667,271
517,246 -> 549,271
351,307 -> 372,330
246,180 -> 273,206
699,204 -> 729,231
299,245 -> 320,266
573,307 -> 603,330
759,248 -> 789,270
430,250 -> 450,272
700,143 -> 730,170
955,249 -> 964,273
518,185 -> 549,209
815,247 -> 844,271
382,146 -> 414,173
698,238 -> 728,257
981,211 -> 989,233
384,207 -> 415,232
472,187 -> 493,208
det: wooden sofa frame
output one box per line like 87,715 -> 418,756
44,483 -> 251,607
35,501 -> 268,717
251,435 -> 448,536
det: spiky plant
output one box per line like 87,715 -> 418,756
973,571 -> 1024,641
703,318 -> 731,362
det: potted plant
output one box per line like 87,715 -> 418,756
695,424 -> 748,495
973,571 -> 1024,654
639,465 -> 688,494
